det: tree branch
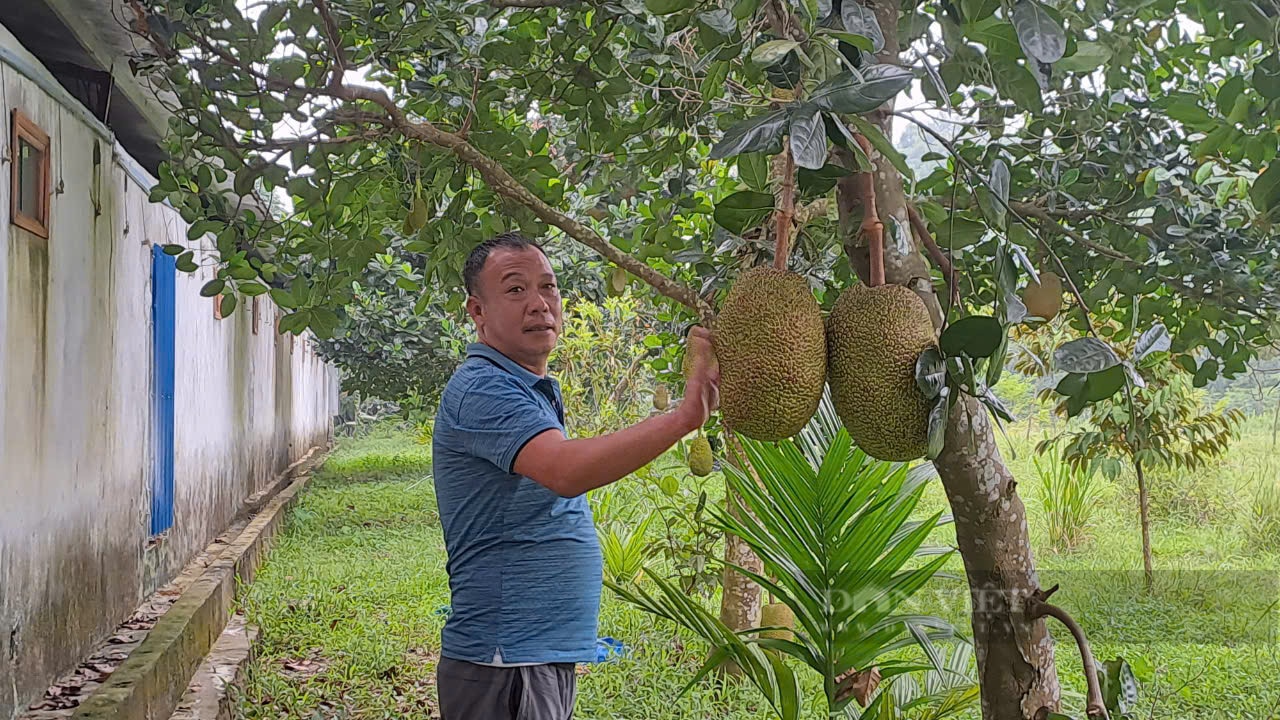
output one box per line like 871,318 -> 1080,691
893,111 -> 1098,335
1027,585 -> 1108,720
906,204 -> 958,307
329,84 -> 714,321
490,0 -> 573,7
774,143 -> 796,271
312,0 -> 348,90
853,135 -> 885,287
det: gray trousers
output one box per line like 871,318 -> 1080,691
436,656 -> 577,720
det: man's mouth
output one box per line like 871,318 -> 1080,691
524,323 -> 556,333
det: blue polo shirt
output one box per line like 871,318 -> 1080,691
432,342 -> 602,665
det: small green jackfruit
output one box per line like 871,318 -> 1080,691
688,434 -> 713,476
653,384 -> 670,411
714,266 -> 826,441
760,602 -> 795,641
1023,271 -> 1063,320
607,267 -> 628,297
826,284 -> 936,462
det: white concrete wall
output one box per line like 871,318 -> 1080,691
0,24 -> 339,720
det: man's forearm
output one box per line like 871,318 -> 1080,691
516,408 -> 701,497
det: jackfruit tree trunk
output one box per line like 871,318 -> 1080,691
833,4 -> 1062,718
719,431 -> 763,635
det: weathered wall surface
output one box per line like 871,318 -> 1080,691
0,25 -> 339,720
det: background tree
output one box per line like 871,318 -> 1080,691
1037,325 -> 1245,591
127,0 -> 1280,716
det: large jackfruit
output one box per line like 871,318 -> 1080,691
826,284 -> 936,461
714,266 -> 827,441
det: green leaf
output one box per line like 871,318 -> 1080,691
1102,658 -> 1139,715
980,389 -> 1015,422
934,214 -> 988,248
239,282 -> 268,297
162,243 -> 185,256
1083,365 -> 1126,402
1010,0 -> 1066,64
1254,53 -> 1280,99
1134,324 -> 1171,362
269,288 -> 296,310
789,104 -> 828,170
987,334 -> 1008,387
257,3 -> 287,35
200,279 -> 225,298
187,219 -> 222,240
1217,76 -> 1246,117
847,115 -> 913,179
739,153 -> 770,191
961,0 -> 1001,22
1057,41 -> 1110,72
752,40 -> 800,66
810,65 -> 913,114
1055,372 -> 1087,397
990,57 -> 1043,113
926,394 -> 948,460
797,163 -> 854,196
645,0 -> 693,15
713,190 -> 775,235
176,251 -> 198,273
939,315 -> 1004,358
980,159 -> 1010,229
1250,161 -> 1280,216
1193,357 -> 1219,387
838,2 -> 884,53
1054,337 -> 1121,374
1194,162 -> 1214,184
916,346 -> 946,399
710,110 -> 790,160
817,29 -> 875,53
220,293 -> 238,317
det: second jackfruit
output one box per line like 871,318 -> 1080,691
826,284 -> 936,462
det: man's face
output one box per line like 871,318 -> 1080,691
466,246 -> 563,370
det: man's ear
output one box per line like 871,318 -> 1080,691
466,294 -> 483,326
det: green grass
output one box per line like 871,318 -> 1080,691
236,419 -> 1280,720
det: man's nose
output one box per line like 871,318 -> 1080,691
527,292 -> 551,314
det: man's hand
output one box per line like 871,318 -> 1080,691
512,325 -> 720,498
678,326 -> 720,432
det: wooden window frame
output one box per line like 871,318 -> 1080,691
214,294 -> 224,320
252,296 -> 260,334
10,110 -> 51,238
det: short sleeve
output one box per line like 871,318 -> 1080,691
453,375 -> 562,474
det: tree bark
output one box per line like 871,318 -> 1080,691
719,431 -> 763,643
831,5 -> 1062,718
1135,456 -> 1154,592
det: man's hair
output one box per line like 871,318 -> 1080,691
463,231 -> 546,296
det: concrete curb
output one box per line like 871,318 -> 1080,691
69,448 -> 326,720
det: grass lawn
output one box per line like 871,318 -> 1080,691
235,418 -> 1280,720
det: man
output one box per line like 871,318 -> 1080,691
431,232 -> 719,719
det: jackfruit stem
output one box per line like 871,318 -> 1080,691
774,142 -> 796,271
853,134 -> 886,287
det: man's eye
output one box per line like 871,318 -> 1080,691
507,286 -> 523,294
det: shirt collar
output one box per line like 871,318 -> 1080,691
466,342 -> 552,388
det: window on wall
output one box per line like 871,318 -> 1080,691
10,110 -> 51,238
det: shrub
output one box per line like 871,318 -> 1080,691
1246,477 -> 1280,553
1034,448 -> 1102,552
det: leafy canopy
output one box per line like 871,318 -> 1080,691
131,0 -> 1280,401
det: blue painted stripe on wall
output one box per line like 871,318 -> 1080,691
150,244 -> 176,535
